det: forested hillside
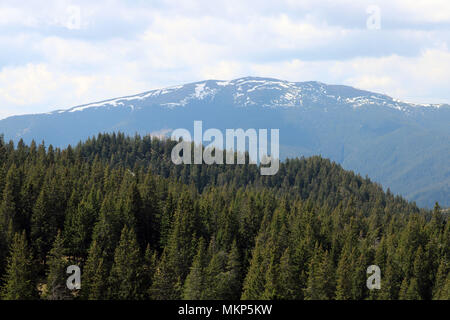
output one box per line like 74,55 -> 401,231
0,133 -> 448,300
2,77 -> 450,208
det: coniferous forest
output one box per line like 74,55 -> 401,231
0,133 -> 448,300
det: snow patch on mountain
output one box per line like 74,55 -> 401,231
194,83 -> 217,99
53,77 -> 448,114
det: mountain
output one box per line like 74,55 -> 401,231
0,76 -> 449,208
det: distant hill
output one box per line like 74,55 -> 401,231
1,76 -> 449,207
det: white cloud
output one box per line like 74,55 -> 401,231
249,49 -> 450,103
0,0 -> 449,119
394,0 -> 450,23
0,63 -> 151,117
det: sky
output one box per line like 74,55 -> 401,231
0,0 -> 449,119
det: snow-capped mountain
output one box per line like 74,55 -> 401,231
1,76 -> 449,208
52,77 -> 446,114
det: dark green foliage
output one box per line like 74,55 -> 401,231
31,183 -> 59,263
304,246 -> 335,300
45,230 -> 72,300
81,240 -> 108,300
0,133 -> 447,300
1,231 -> 38,300
108,226 -> 143,299
183,238 -> 207,300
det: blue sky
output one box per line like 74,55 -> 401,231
0,0 -> 449,119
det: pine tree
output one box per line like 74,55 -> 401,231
0,227 -> 8,284
150,249 -> 182,300
108,226 -> 143,299
379,255 -> 402,300
335,249 -> 352,300
90,193 -> 123,261
0,165 -> 19,241
241,239 -> 269,300
405,278 -> 421,300
203,249 -> 229,300
81,240 -> 108,300
45,230 -> 72,300
63,192 -> 97,261
276,248 -> 300,300
398,278 -> 409,300
151,192 -> 198,299
305,248 -> 335,300
433,258 -> 450,300
183,238 -> 207,300
31,183 -> 58,263
141,244 -> 158,299
412,246 -> 428,299
262,258 -> 279,300
138,174 -> 160,249
221,241 -> 242,300
1,231 -> 39,300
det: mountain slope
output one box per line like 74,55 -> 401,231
2,134 -> 447,300
0,76 -> 449,207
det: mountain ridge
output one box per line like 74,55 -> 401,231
37,76 -> 449,116
0,76 -> 449,208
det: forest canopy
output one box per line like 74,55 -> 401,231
0,133 -> 448,300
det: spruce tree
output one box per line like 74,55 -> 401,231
151,192 -> 198,299
108,226 -> 143,299
433,258 -> 450,300
1,231 -> 39,300
31,184 -> 58,263
0,165 -> 19,241
276,248 -> 300,300
183,238 -> 207,300
203,250 -> 229,300
141,244 -> 158,299
150,249 -> 182,300
405,278 -> 421,300
45,230 -> 72,300
261,258 -> 279,300
305,248 -> 335,300
241,240 -> 268,300
222,241 -> 242,300
64,193 -> 97,261
335,245 -> 354,300
81,240 -> 108,300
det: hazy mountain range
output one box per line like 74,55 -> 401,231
1,76 -> 449,208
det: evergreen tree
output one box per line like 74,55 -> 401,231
141,244 -> 158,299
151,192 -> 198,299
241,239 -> 269,300
31,183 -> 58,263
335,245 -> 354,300
45,230 -> 72,300
412,246 -> 428,299
150,249 -> 182,300
81,240 -> 108,300
305,248 -> 335,300
63,192 -> 97,261
1,231 -> 38,300
433,258 -> 450,300
183,238 -> 207,300
0,165 -> 19,241
221,241 -> 242,300
203,249 -> 229,300
405,278 -> 421,300
108,226 -> 143,299
276,248 -> 300,300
